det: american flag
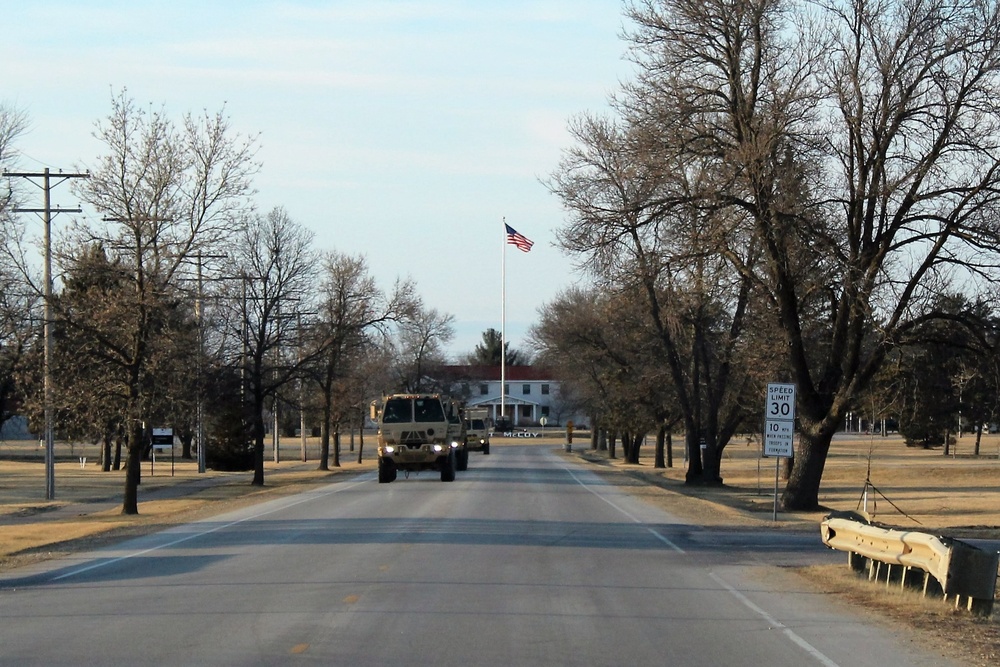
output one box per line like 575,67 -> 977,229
505,223 -> 534,253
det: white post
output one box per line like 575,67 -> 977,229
501,217 -> 507,429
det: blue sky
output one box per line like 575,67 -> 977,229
1,1 -> 633,358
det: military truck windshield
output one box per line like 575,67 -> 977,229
470,419 -> 486,430
382,398 -> 412,423
414,398 -> 445,422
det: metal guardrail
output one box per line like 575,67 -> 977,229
820,511 -> 999,616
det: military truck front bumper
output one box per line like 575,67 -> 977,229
379,443 -> 456,470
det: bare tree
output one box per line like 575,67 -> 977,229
20,243 -> 200,471
71,90 -> 258,513
394,304 -> 455,392
622,0 -> 1000,509
532,286 -> 678,463
549,109 -> 766,482
0,102 -> 28,216
222,207 -> 316,486
306,251 -> 414,470
0,104 -> 32,432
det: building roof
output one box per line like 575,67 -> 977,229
438,365 -> 555,382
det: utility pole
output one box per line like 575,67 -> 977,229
193,253 -> 226,474
298,311 -> 307,462
4,168 -> 89,500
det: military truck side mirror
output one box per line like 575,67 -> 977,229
370,402 -> 379,421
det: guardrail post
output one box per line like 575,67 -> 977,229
922,571 -> 943,598
848,551 -> 866,573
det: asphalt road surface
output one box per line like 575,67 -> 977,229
0,445 -> 961,666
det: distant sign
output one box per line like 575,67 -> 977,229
151,428 -> 174,451
764,383 -> 795,457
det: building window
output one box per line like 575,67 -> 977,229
541,406 -> 550,417
504,384 -> 510,395
480,384 -> 488,395
522,384 -> 531,395
541,384 -> 550,395
521,405 -> 532,418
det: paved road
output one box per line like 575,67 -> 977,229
0,445 -> 960,666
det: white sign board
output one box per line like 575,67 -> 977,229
763,383 -> 795,457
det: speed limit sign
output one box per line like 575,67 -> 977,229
764,383 -> 795,457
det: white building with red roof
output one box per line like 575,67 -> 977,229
436,365 -> 584,429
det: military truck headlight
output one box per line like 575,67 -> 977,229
432,444 -> 444,452
384,445 -> 395,454
450,441 -> 460,448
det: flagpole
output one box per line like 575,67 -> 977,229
501,217 -> 507,430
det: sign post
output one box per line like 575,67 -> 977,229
151,428 -> 175,477
764,383 -> 796,520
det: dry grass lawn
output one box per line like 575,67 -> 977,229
575,431 -> 1000,536
0,437 -> 377,569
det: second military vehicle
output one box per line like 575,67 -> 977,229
464,407 -> 491,455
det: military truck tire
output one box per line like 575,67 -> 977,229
378,459 -> 396,484
483,442 -> 490,455
441,451 -> 456,482
456,448 -> 469,471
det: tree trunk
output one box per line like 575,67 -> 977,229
782,454 -> 793,480
318,402 -> 331,471
122,419 -> 143,515
332,427 -> 341,468
684,422 -> 704,483
318,418 -> 331,471
781,425 -> 834,511
974,424 -> 982,456
666,430 -> 673,468
113,433 -> 123,471
700,441 -> 723,484
251,408 -> 266,486
607,430 -> 617,459
625,433 -> 642,464
102,431 -> 112,472
180,430 -> 193,459
654,424 -> 666,469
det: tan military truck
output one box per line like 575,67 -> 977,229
371,393 -> 457,483
441,396 -> 470,471
463,407 -> 491,455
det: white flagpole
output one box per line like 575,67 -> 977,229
501,217 -> 507,429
